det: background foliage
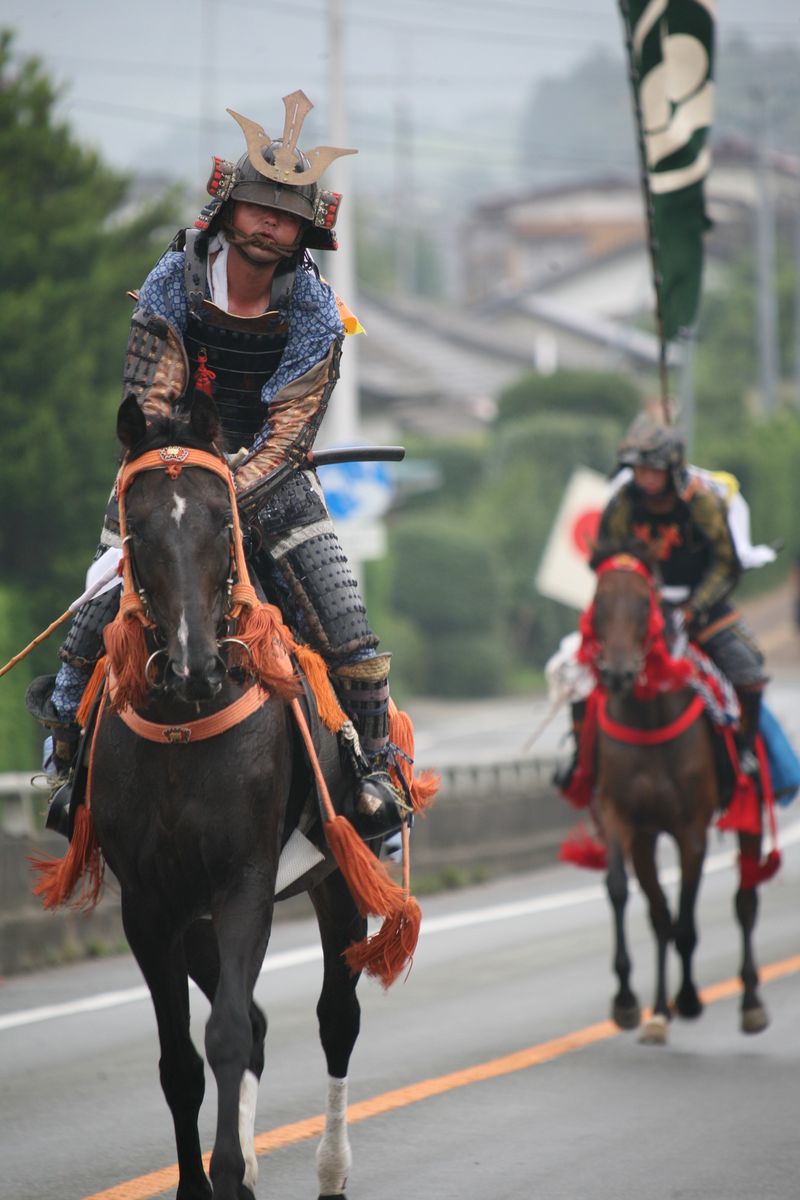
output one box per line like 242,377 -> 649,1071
0,34 -> 180,767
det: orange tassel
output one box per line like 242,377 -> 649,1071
293,644 -> 348,733
344,896 -> 422,987
30,805 -> 104,912
103,614 -> 148,711
388,701 -> 439,814
76,657 -> 108,727
323,814 -> 420,986
235,601 -> 300,700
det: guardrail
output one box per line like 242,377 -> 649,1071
0,759 -> 577,975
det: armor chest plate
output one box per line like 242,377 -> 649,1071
628,502 -> 709,587
184,301 -> 289,451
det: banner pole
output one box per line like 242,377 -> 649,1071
618,0 -> 673,425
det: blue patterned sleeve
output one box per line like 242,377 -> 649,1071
261,268 -> 344,405
137,252 -> 188,334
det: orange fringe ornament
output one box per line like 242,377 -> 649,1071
230,590 -> 301,701
75,656 -> 108,727
30,682 -> 108,912
103,602 -> 149,712
30,805 -> 104,911
292,643 -> 349,733
323,813 -> 421,987
388,701 -> 439,814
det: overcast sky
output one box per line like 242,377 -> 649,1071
5,0 -> 800,201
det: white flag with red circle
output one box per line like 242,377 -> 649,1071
535,467 -> 610,611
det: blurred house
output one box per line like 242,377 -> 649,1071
355,137 -> 799,438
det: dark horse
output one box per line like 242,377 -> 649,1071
585,544 -> 768,1045
35,392 -> 422,1199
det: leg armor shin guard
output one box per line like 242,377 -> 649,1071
59,585 -> 123,669
253,469 -> 379,663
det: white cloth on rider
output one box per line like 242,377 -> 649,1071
545,631 -> 595,707
207,232 -> 231,312
610,466 -> 776,570
79,546 -> 123,602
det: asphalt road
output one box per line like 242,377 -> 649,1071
2,807 -> 799,1200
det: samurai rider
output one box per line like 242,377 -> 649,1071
555,412 -> 768,791
28,89 -> 408,842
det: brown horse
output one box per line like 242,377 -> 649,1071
585,543 -> 768,1044
33,391 -> 426,1199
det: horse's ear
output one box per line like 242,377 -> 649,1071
117,394 -> 147,449
189,391 -> 222,447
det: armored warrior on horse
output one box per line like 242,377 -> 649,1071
27,89 -> 419,848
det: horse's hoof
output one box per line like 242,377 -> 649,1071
674,988 -> 704,1020
741,1005 -> 769,1035
612,1000 -> 641,1030
638,1014 -> 669,1045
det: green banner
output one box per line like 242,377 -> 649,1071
620,0 -> 715,341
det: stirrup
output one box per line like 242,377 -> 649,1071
352,772 -> 411,842
46,775 -> 74,839
738,747 -> 760,777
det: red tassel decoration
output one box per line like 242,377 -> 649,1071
193,349 -> 216,397
739,849 -> 782,889
559,824 -> 608,870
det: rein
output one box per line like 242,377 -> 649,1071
597,692 -> 705,746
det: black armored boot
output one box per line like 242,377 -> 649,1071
25,674 -> 83,837
552,699 -> 587,792
736,689 -> 764,777
333,654 -> 412,842
25,585 -> 120,837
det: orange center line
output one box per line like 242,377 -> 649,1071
82,953 -> 800,1200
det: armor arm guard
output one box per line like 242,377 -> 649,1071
234,338 -> 341,507
122,308 -> 189,424
684,489 -> 741,622
597,489 -> 631,544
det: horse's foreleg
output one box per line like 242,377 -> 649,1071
206,877 -> 275,1200
605,838 -> 640,1029
183,917 -> 268,1188
121,895 -> 211,1200
736,832 -> 769,1034
672,827 -> 706,1020
630,831 -> 672,1041
310,871 -> 366,1200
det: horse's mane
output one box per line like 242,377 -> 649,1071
589,537 -> 661,581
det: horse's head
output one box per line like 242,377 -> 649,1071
587,542 -> 657,696
116,393 -> 233,703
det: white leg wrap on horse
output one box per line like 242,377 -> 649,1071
315,1074 -> 351,1196
238,1068 -> 260,1191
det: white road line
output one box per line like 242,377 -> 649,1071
2,818 -> 799,1033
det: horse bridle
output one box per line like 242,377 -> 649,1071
116,445 -> 256,689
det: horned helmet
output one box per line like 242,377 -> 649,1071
195,90 -> 356,251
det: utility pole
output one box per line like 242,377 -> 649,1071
319,0 -> 360,450
393,36 -> 415,297
795,186 -> 800,409
753,88 -> 779,415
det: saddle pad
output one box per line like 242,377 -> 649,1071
275,828 -> 325,894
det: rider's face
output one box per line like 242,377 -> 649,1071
633,465 -> 669,497
231,201 -> 304,251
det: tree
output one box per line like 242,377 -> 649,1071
0,32 -> 180,766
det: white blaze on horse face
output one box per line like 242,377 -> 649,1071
316,1075 -> 352,1195
177,610 -> 190,673
171,493 -> 187,526
238,1069 -> 259,1191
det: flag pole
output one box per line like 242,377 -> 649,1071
618,0 -> 673,425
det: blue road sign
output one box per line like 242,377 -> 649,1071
317,457 -> 394,522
